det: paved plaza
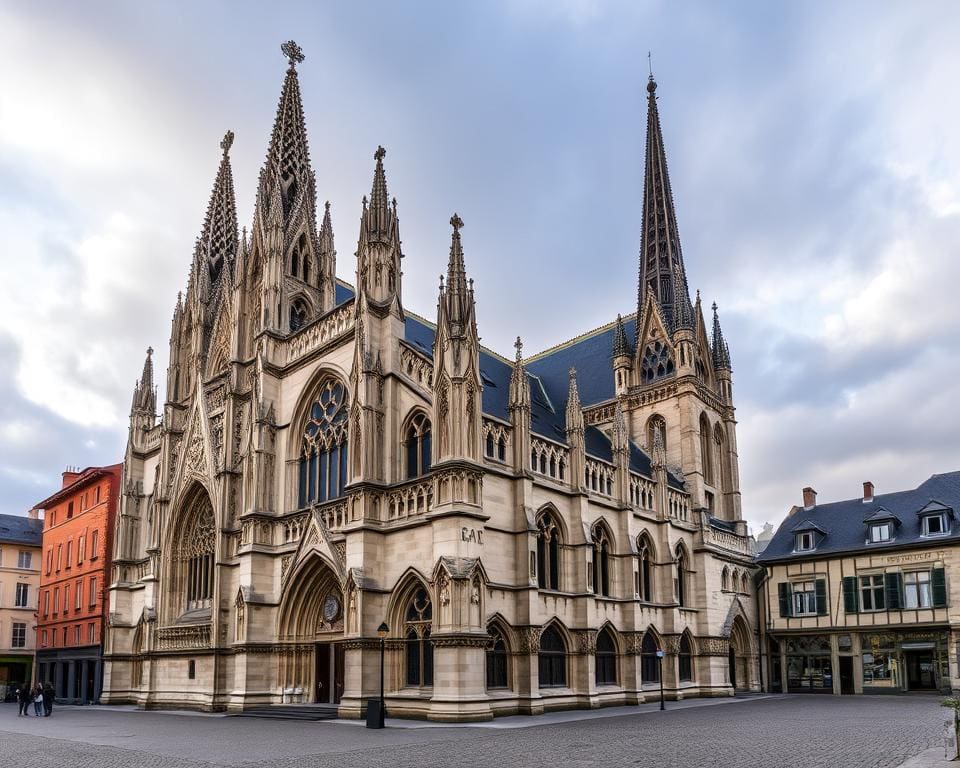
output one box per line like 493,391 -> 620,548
0,695 -> 949,768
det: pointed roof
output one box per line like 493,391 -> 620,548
637,75 -> 689,334
612,314 -> 632,358
265,42 -> 311,206
131,346 -> 156,414
197,130 -> 239,288
319,200 -> 335,256
564,367 -> 584,435
711,302 -> 732,370
442,213 -> 470,329
672,267 -> 694,332
361,145 -> 397,244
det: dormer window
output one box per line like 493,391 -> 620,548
869,523 -> 891,543
923,514 -> 947,537
795,531 -> 815,552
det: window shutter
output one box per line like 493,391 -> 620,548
815,579 -> 828,615
884,572 -> 902,610
778,582 -> 792,617
932,567 -> 947,607
842,576 -> 859,614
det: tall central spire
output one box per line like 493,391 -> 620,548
264,40 -> 312,216
637,74 -> 690,335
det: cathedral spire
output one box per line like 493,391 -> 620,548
444,213 -> 469,329
196,130 -> 239,290
131,347 -> 156,415
356,146 -> 403,308
264,41 -> 311,213
711,302 -> 732,370
637,74 -> 689,336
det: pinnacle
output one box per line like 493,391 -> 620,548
612,313 -> 632,358
711,302 -> 732,370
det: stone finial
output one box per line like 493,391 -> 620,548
281,40 -> 305,67
220,130 -> 234,155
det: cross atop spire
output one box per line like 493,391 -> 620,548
636,74 -> 691,337
281,40 -> 304,68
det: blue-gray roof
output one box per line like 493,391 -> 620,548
0,514 -> 43,547
758,472 -> 960,562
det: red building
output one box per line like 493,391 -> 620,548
34,464 -> 121,702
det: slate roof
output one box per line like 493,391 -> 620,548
333,284 -> 679,488
757,471 -> 960,563
0,513 -> 43,547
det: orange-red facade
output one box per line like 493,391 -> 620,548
35,464 -> 120,702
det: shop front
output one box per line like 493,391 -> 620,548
861,631 -> 948,694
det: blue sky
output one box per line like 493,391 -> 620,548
1,1 -> 959,532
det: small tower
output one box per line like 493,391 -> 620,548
565,368 -> 585,491
432,214 -> 482,468
611,314 -> 633,395
356,146 -> 404,315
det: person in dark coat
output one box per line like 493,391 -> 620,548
17,685 -> 30,716
41,682 -> 54,716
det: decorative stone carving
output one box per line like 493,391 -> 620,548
517,627 -> 541,654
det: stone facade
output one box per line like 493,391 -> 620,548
102,42 -> 758,721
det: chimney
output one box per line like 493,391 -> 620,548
62,466 -> 81,488
27,507 -> 40,520
862,481 -> 874,503
802,486 -> 817,510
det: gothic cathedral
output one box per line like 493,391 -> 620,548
103,42 -> 758,721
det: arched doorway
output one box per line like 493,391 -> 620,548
277,555 -> 344,704
728,615 -> 752,692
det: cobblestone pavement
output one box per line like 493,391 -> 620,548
0,695 -> 947,768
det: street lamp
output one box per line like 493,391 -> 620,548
656,648 -> 665,711
367,621 -> 389,729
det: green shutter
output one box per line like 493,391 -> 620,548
932,567 -> 947,607
815,579 -> 828,615
843,576 -> 859,614
884,572 -> 902,610
778,582 -> 792,617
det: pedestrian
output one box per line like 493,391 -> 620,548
17,684 -> 30,716
42,682 -> 54,717
33,683 -> 43,716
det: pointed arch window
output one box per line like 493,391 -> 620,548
404,587 -> 433,687
638,536 -> 654,602
641,631 -> 660,683
538,626 -> 567,688
290,299 -> 308,332
679,633 -> 694,682
179,494 -> 215,613
700,414 -> 714,486
404,412 -> 432,479
595,627 -> 618,685
592,524 -> 612,597
722,566 -> 730,592
486,627 -> 509,689
536,512 -> 561,591
646,415 -> 667,455
641,342 -> 675,384
675,547 -> 687,607
298,380 -> 349,507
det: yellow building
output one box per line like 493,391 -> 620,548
757,476 -> 959,695
0,510 -> 43,699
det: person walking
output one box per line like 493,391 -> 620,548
41,682 -> 54,717
33,684 -> 43,716
17,684 -> 30,716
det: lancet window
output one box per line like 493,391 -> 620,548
404,412 -> 432,479
298,379 -> 349,507
638,535 -> 654,602
404,587 -> 433,687
538,626 -> 567,688
678,632 -> 694,682
592,524 -> 612,597
179,495 -> 215,612
641,630 -> 660,683
675,546 -> 687,607
536,511 -> 561,591
595,627 -> 618,685
486,627 -> 509,689
700,414 -> 714,486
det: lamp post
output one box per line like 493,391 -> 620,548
656,648 -> 665,711
367,621 -> 389,729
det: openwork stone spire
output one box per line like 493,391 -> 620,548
443,213 -> 470,330
711,302 -> 732,370
356,146 -> 403,306
265,41 -> 312,216
565,367 -> 584,437
671,266 -> 694,332
319,200 -> 335,261
131,346 -> 156,414
612,314 -> 632,358
637,75 -> 692,338
196,130 -> 239,289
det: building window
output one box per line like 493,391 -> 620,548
43,590 -> 49,617
298,379 -> 349,507
674,548 -> 687,606
78,536 -> 85,564
67,501 -> 74,518
404,412 -> 432,479
923,514 -> 947,536
63,584 -> 70,614
53,589 -> 60,614
41,629 -> 48,646
795,532 -> 816,552
185,511 -> 215,612
792,581 -> 819,615
592,525 -> 611,597
638,537 -> 653,602
640,342 -> 675,384
538,626 -> 567,688
860,574 -> 885,611
290,299 -> 308,332
75,580 -> 82,610
91,530 -> 99,559
595,628 -> 618,685
74,625 -> 81,645
641,631 -> 660,683
88,623 -> 96,644
869,523 -> 891,543
699,414 -> 714,485
678,633 -> 694,682
188,660 -> 196,680
62,627 -> 68,646
17,551 -> 31,569
536,512 -> 561,591
45,549 -> 52,574
95,485 -> 101,505
15,583 -> 29,608
66,540 -> 72,568
486,628 -> 509,689
404,588 -> 433,687
56,543 -> 62,571
89,577 -> 97,607
12,622 -> 26,648
904,571 -> 933,609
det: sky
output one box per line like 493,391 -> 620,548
1,0 -> 959,535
